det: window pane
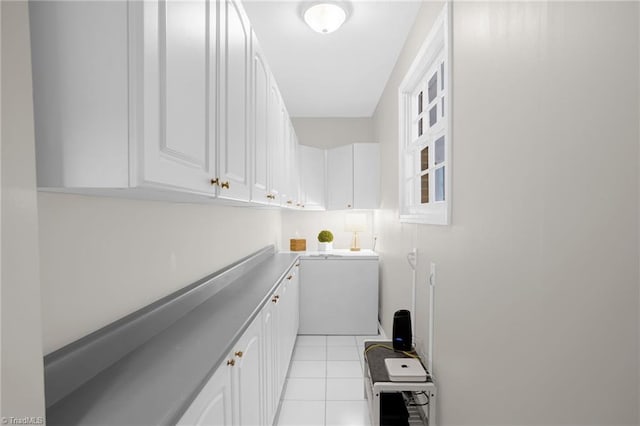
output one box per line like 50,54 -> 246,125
418,91 -> 423,115
435,167 -> 445,201
440,62 -> 444,90
441,97 -> 445,117
428,73 -> 437,103
429,105 -> 437,127
421,146 -> 429,171
421,173 -> 429,204
435,136 -> 445,164
418,118 -> 423,137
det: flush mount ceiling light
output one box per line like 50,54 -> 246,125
303,2 -> 348,34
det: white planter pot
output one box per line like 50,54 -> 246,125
318,242 -> 333,251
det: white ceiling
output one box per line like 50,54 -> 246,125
242,1 -> 422,118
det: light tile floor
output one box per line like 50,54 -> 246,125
276,335 -> 387,426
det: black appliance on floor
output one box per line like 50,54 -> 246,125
392,309 -> 412,351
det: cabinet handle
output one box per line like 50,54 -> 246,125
267,194 -> 275,200
295,263 -> 300,267
272,297 -> 278,303
286,200 -> 293,204
227,359 -> 235,366
347,204 -> 352,208
235,351 -> 243,358
220,181 -> 230,189
210,178 -> 219,186
286,275 -> 293,280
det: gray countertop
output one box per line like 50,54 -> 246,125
46,250 -> 299,425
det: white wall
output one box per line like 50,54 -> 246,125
292,117 -> 374,149
1,1 -> 46,419
38,194 -> 282,353
374,1 -> 639,424
281,209 -> 375,252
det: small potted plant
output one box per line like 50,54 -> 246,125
317,230 -> 334,252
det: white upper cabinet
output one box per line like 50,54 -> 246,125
299,145 -> 326,210
134,0 -> 216,194
327,145 -> 354,210
267,81 -> 284,205
30,0 -> 304,207
250,32 -> 270,205
30,1 -> 130,189
217,0 -> 251,201
326,143 -> 379,210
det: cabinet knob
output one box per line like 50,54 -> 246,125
235,351 -> 243,358
210,178 -> 219,186
227,359 -> 235,366
220,181 -> 230,189
286,200 -> 293,204
267,194 -> 275,200
272,297 -> 278,303
347,204 -> 352,208
295,263 -> 300,267
286,275 -> 293,280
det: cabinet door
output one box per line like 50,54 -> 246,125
353,143 -> 380,209
287,264 -> 300,353
276,280 -> 290,392
326,145 -> 354,210
218,0 -> 251,201
177,363 -> 233,426
137,0 -> 216,194
267,83 -> 283,205
262,296 -> 279,425
232,314 -> 263,426
284,122 -> 301,208
250,33 -> 270,204
299,145 -> 325,210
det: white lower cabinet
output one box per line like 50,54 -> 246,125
177,362 -> 233,426
262,292 -> 279,425
179,265 -> 298,426
232,316 -> 262,426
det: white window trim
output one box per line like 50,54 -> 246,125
398,3 -> 452,225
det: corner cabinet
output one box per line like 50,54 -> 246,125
177,262 -> 299,426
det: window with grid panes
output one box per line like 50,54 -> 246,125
399,3 -> 450,225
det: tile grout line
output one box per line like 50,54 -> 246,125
324,335 -> 328,426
